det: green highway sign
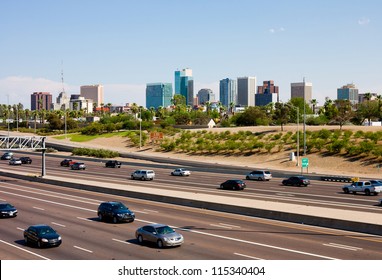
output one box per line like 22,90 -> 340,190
302,158 -> 309,167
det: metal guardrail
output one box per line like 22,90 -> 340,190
320,176 -> 354,183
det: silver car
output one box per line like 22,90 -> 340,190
135,224 -> 184,248
131,170 -> 155,180
9,158 -> 22,165
246,170 -> 272,181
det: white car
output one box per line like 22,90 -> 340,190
171,168 -> 191,176
9,158 -> 22,165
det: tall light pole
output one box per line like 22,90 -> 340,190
296,107 -> 299,166
139,108 -> 142,150
303,77 -> 307,156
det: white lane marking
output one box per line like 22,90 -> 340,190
234,252 -> 264,260
134,210 -> 149,214
33,206 -> 45,211
77,217 -> 94,222
0,239 -> 50,260
17,227 -> 25,231
51,222 -> 66,227
210,224 -> 233,229
143,209 -> 159,213
323,243 -> 363,251
73,246 -> 93,253
219,223 -> 241,228
0,190 -> 96,212
112,238 -> 131,244
136,218 -> 339,260
275,193 -> 295,197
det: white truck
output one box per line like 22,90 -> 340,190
342,181 -> 382,196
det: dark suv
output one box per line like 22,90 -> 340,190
105,160 -> 121,168
97,201 -> 135,223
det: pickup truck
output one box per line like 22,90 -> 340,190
342,181 -> 382,196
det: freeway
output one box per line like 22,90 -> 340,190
1,151 -> 382,214
0,177 -> 381,260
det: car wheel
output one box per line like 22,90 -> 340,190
113,216 -> 118,223
219,185 -> 224,189
365,189 -> 371,196
157,239 -> 164,248
137,235 -> 143,244
24,236 -> 29,245
98,213 -> 103,221
246,176 -> 250,180
141,177 -> 144,181
343,188 -> 349,194
37,241 -> 42,248
131,175 -> 134,180
258,177 -> 262,181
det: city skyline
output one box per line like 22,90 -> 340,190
1,1 -> 381,108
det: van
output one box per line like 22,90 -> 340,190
131,170 -> 155,180
246,170 -> 272,181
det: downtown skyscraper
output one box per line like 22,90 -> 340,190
237,76 -> 256,107
219,78 -> 237,108
174,68 -> 193,106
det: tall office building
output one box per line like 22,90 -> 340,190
337,83 -> 359,105
237,76 -> 256,106
219,78 -> 237,108
255,80 -> 279,106
31,92 -> 52,111
291,81 -> 312,102
197,88 -> 214,105
174,68 -> 193,105
80,85 -> 104,106
146,83 -> 173,109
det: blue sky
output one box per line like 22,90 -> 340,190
1,0 -> 381,108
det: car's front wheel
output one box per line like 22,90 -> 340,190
157,239 -> 164,248
24,236 -> 29,245
137,235 -> 143,244
365,189 -> 371,196
98,213 -> 103,221
113,216 -> 118,223
343,188 -> 349,194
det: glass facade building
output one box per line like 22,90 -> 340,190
146,83 -> 173,109
219,78 -> 237,108
337,84 -> 359,105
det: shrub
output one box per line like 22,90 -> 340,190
72,148 -> 119,158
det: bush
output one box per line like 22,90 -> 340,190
72,148 -> 119,158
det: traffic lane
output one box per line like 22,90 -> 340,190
2,156 -> 381,212
2,180 -> 382,260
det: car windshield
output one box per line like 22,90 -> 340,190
37,226 -> 56,235
112,203 -> 128,210
156,226 -> 175,235
0,203 -> 13,209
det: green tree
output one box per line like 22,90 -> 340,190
273,102 -> 290,131
332,99 -> 354,130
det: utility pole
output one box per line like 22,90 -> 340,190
303,77 -> 307,156
296,107 -> 299,166
139,108 -> 142,150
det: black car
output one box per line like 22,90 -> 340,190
20,157 -> 32,164
1,152 -> 13,160
24,224 -> 62,248
282,176 -> 310,187
97,201 -> 135,223
220,179 -> 246,190
0,202 -> 18,218
60,158 -> 75,167
105,160 -> 121,168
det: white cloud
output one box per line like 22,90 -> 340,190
269,27 -> 285,34
358,18 -> 370,25
0,76 -> 147,108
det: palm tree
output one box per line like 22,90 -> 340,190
229,102 -> 235,115
310,99 -> 318,114
363,92 -> 372,102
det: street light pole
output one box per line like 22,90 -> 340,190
296,107 -> 299,166
303,77 -> 307,156
139,108 -> 142,150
